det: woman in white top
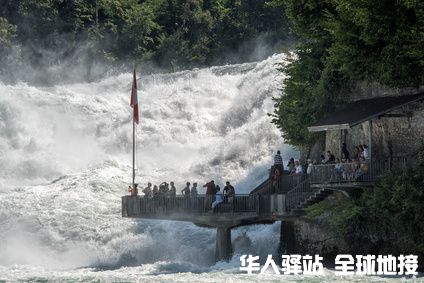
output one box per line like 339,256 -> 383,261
212,185 -> 223,209
363,144 -> 369,159
306,159 -> 314,174
295,161 -> 303,174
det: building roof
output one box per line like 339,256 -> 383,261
308,93 -> 424,132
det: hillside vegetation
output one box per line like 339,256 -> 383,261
0,0 -> 290,79
271,0 -> 424,147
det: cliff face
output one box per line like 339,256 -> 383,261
303,83 -> 424,162
287,192 -> 349,265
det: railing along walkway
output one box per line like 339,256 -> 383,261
123,194 -> 271,217
285,177 -> 313,211
309,160 -> 390,185
286,159 -> 396,211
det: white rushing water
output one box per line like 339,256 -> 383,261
0,54 -> 414,282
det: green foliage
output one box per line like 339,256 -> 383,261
0,17 -> 16,46
307,151 -> 424,259
0,17 -> 16,72
304,199 -> 340,217
364,156 -> 424,251
271,47 -> 327,146
327,0 -> 424,87
0,0 -> 290,71
271,0 -> 424,148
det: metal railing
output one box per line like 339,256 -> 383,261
285,177 -> 313,211
273,175 -> 298,194
123,194 -> 272,217
249,178 -> 272,195
309,160 -> 390,184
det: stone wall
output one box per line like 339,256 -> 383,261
325,101 -> 424,160
290,192 -> 349,266
323,83 -> 424,161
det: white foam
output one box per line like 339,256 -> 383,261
0,54 -> 301,278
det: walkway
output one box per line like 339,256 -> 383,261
121,159 -> 393,261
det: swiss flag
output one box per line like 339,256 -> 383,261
130,69 -> 139,124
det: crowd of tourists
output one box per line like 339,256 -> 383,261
127,180 -> 236,211
306,143 -> 371,181
272,144 -> 371,189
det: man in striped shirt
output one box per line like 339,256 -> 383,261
274,150 -> 284,171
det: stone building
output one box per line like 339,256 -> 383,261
307,83 -> 424,163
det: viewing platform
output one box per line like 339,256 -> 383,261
122,159 -> 398,261
122,194 -> 275,228
122,194 -> 279,261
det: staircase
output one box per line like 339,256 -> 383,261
289,188 -> 333,214
285,177 -> 333,215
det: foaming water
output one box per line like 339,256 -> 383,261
0,54 -> 307,281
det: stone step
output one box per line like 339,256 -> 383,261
290,209 -> 305,215
289,189 -> 335,213
318,189 -> 332,195
298,191 -> 332,208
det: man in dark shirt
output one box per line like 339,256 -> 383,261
327,151 -> 336,163
223,181 -> 235,202
203,180 -> 216,195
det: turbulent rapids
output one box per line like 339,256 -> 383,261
0,55 -> 409,282
0,54 -> 301,280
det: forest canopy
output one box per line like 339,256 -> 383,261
0,0 -> 290,81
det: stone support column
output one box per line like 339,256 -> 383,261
216,226 -> 233,261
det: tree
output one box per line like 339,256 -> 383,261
272,0 -> 424,148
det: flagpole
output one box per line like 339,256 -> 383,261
130,67 -> 138,190
132,109 -> 135,189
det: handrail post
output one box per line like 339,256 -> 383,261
256,195 -> 260,214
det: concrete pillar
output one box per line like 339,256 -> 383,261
215,226 -> 233,262
270,194 -> 286,214
278,221 -> 297,255
122,196 -> 127,217
368,120 -> 373,160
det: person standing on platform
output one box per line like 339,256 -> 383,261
363,144 -> 370,159
191,182 -> 198,212
142,183 -> 152,198
326,151 -> 336,164
181,182 -> 191,197
203,180 -> 216,210
203,180 -> 216,195
287,157 -> 296,174
342,143 -> 350,161
128,184 -> 138,196
223,181 -> 235,202
152,185 -> 159,197
272,167 -> 281,193
274,150 -> 284,172
306,159 -> 314,175
169,181 -> 177,197
191,183 -> 198,197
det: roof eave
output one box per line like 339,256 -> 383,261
307,123 -> 350,132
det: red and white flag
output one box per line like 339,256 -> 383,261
130,69 -> 139,124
